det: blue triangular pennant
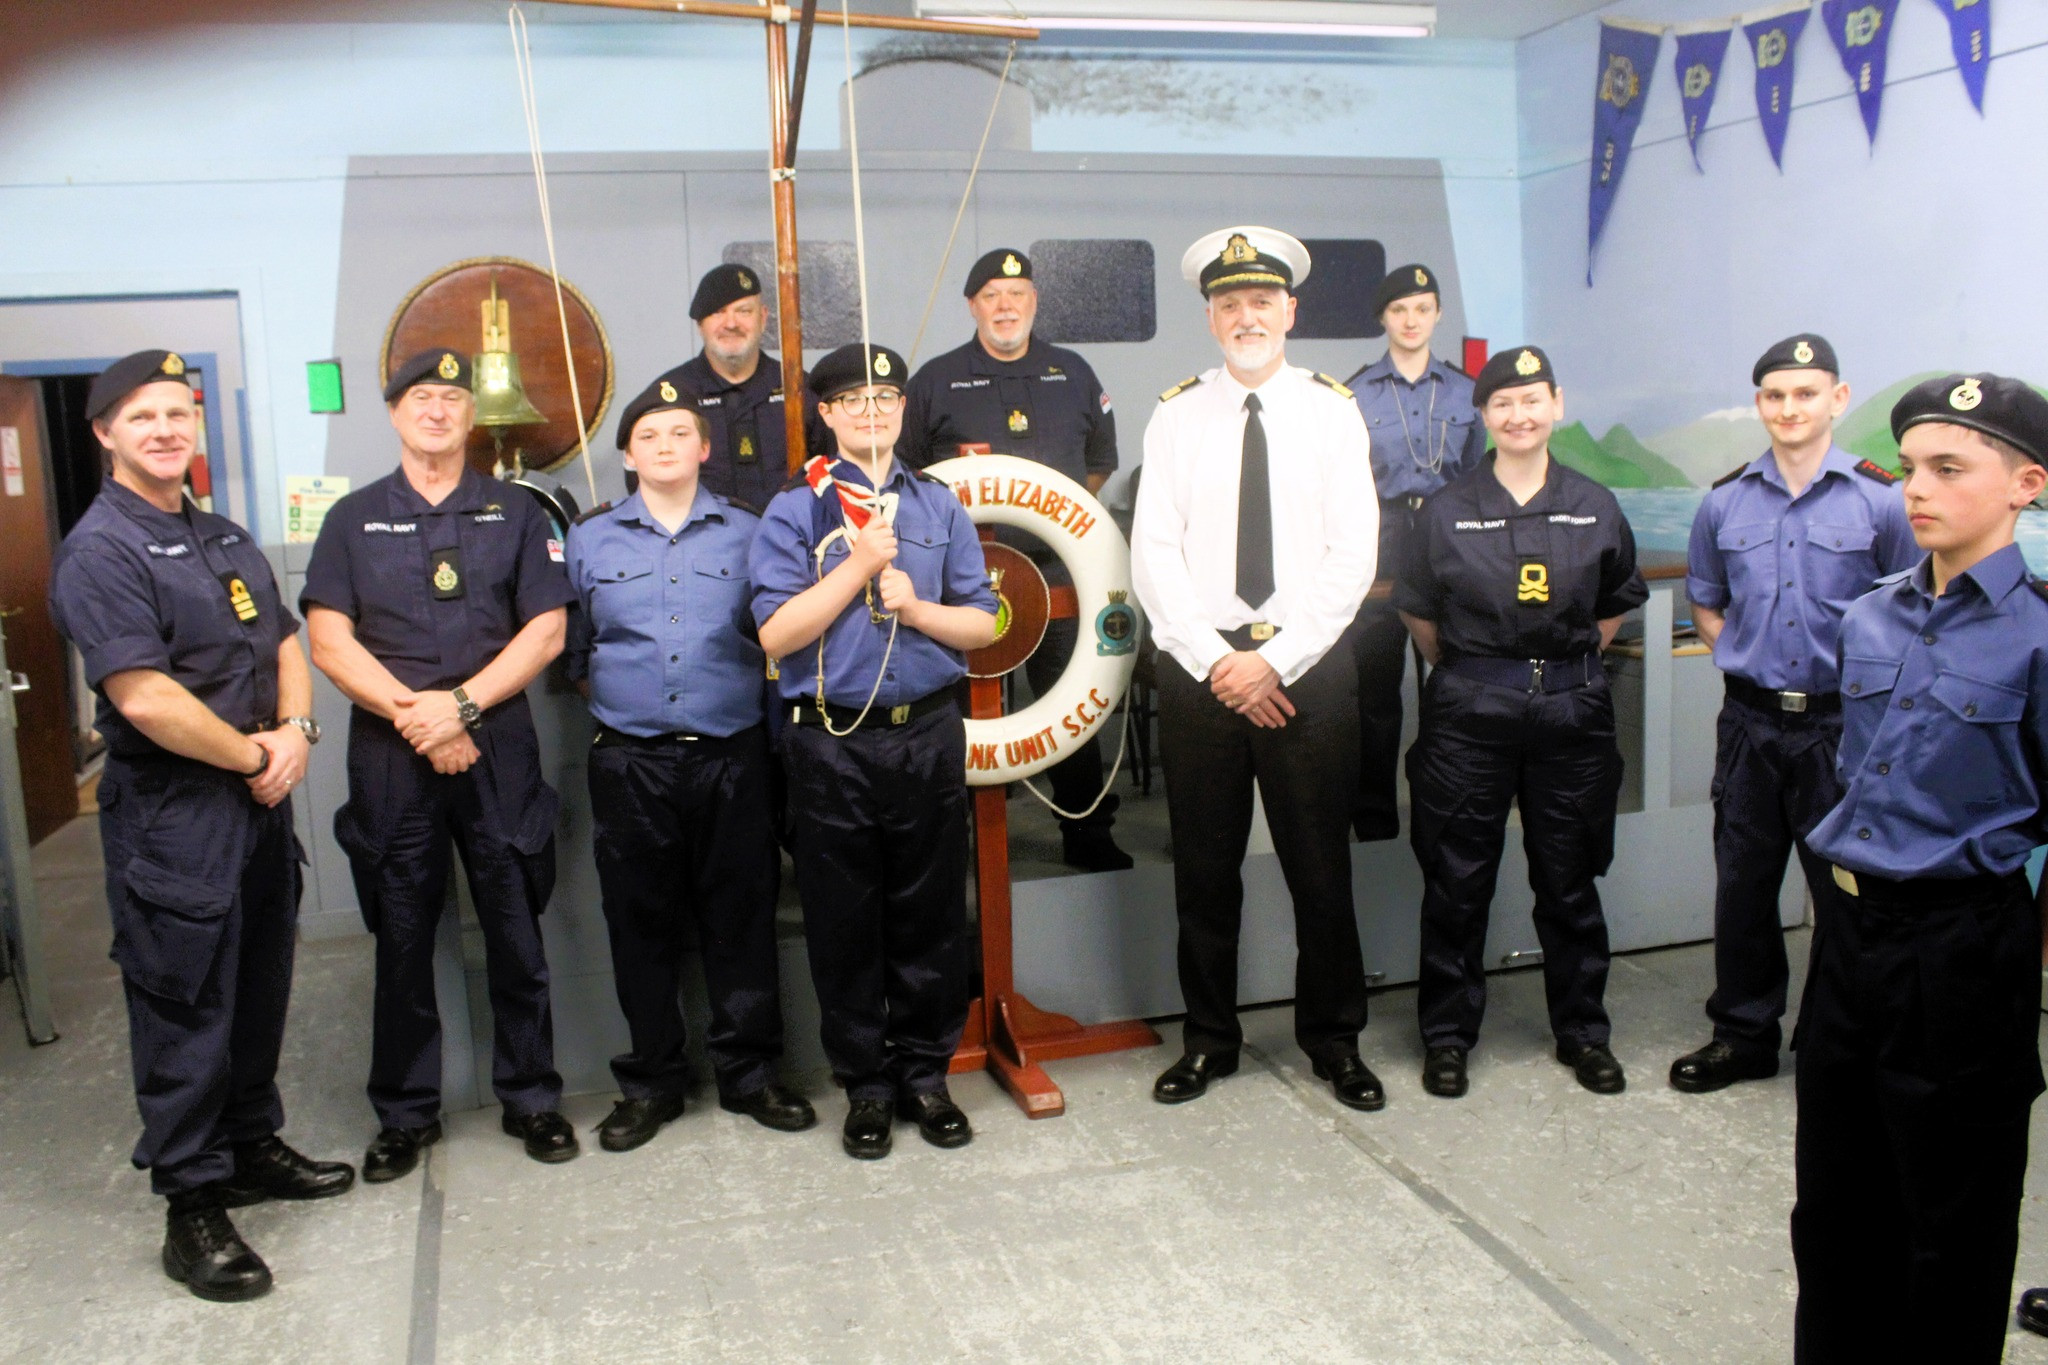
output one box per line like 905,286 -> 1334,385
1587,19 -> 1663,284
1823,0 -> 1899,145
1928,0 -> 1990,111
1746,4 -> 1811,169
1672,24 -> 1734,172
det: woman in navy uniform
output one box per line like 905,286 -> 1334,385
1793,375 -> 2048,1362
50,350 -> 353,1302
1396,346 -> 1647,1100
302,350 -> 580,1179
749,342 -> 998,1160
563,375 -> 814,1153
898,247 -> 1130,870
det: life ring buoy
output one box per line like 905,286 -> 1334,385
924,454 -> 1141,787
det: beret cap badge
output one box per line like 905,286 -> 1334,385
438,352 -> 462,381
658,380 -> 678,403
1413,267 -> 1428,287
161,352 -> 186,376
1950,377 -> 1984,411
872,352 -> 892,377
1002,253 -> 1022,276
1515,349 -> 1542,377
1792,340 -> 1814,365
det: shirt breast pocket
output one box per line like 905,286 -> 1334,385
690,559 -> 747,623
1807,521 -> 1882,604
894,524 -> 948,598
1840,655 -> 1901,703
588,554 -> 657,634
1930,670 -> 2030,806
1715,519 -> 1777,590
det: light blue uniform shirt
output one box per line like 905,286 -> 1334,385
1344,353 -> 1486,504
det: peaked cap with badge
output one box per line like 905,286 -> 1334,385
964,247 -> 1032,297
1371,263 -> 1441,318
614,374 -> 700,450
807,343 -> 908,402
1180,225 -> 1312,298
1751,333 -> 1839,387
690,263 -> 764,322
87,349 -> 193,422
1471,345 -> 1557,406
382,348 -> 474,404
1891,372 -> 2048,467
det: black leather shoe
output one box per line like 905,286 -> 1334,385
217,1135 -> 356,1207
162,1190 -> 272,1302
1062,827 -> 1135,873
1668,1040 -> 1780,1094
1152,1052 -> 1239,1104
2018,1287 -> 2048,1337
1312,1053 -> 1386,1112
502,1109 -> 580,1163
897,1086 -> 974,1148
596,1094 -> 687,1153
1558,1041 -> 1626,1094
1422,1046 -> 1469,1098
362,1122 -> 442,1184
842,1098 -> 894,1160
721,1082 -> 817,1133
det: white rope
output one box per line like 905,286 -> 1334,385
907,40 -> 1018,369
509,5 -> 599,508
1017,691 -> 1132,821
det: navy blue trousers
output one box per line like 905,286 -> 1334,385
780,704 -> 970,1102
586,725 -> 784,1101
99,758 -> 301,1195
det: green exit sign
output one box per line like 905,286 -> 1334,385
307,359 -> 344,414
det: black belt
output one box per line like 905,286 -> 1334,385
1829,863 -> 2028,911
592,721 -> 763,752
1726,675 -> 1841,716
787,690 -> 954,728
1440,653 -> 1603,694
1219,623 -> 1282,650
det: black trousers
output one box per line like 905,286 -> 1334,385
1706,692 -> 1844,1055
1791,872 -> 2043,1363
1350,506 -> 1418,842
99,760 -> 302,1195
1156,649 -> 1367,1062
1025,614 -> 1114,834
781,704 -> 970,1101
586,726 -> 784,1101
1407,668 -> 1622,1052
334,710 -> 562,1128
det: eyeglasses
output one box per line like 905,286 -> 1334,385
830,389 -> 903,416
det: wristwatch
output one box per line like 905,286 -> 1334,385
244,743 -> 272,779
452,687 -> 483,731
281,715 -> 321,745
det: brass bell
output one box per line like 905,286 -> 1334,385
472,278 -> 546,428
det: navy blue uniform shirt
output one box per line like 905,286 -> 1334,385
564,486 -> 765,738
51,477 -> 297,759
1686,445 -> 1918,694
299,465 -> 576,690
1396,455 -> 1649,662
1343,353 -> 1486,504
898,336 -> 1117,484
749,458 -> 997,709
654,353 -> 833,515
1808,543 -> 2048,880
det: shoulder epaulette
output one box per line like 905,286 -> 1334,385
1313,372 -> 1354,400
571,500 -> 614,526
1854,458 -> 1900,485
912,467 -> 951,486
2031,577 -> 2048,602
1711,462 -> 1749,489
1159,375 -> 1202,403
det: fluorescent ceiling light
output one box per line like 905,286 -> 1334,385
916,1 -> 1435,37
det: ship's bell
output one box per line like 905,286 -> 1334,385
472,279 -> 547,428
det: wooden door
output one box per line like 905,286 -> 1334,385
0,377 -> 78,844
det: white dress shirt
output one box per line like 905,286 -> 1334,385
1133,361 -> 1379,686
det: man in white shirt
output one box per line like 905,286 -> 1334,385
1132,226 -> 1383,1111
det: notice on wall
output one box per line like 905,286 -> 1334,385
284,474 -> 349,544
1,428 -> 22,497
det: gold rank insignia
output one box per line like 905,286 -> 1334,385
1792,339 -> 1815,365
1002,253 -> 1022,276
873,352 -> 892,377
659,380 -> 678,403
1515,349 -> 1542,376
161,352 -> 186,376
1413,267 -> 1429,287
434,558 -> 460,593
1950,376 -> 1983,411
738,270 -> 754,290
226,576 -> 257,621
437,352 -> 461,380
1222,233 -> 1257,265
1517,563 -> 1550,604
738,434 -> 755,459
1008,409 -> 1029,434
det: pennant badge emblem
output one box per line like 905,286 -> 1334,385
1683,62 -> 1714,99
1598,54 -> 1641,108
1222,233 -> 1257,265
1002,253 -> 1022,276
1515,349 -> 1542,377
161,352 -> 186,377
1756,29 -> 1788,69
1517,563 -> 1550,604
659,380 -> 678,402
438,352 -> 461,380
1950,377 -> 1984,411
1792,340 -> 1815,365
1844,6 -> 1883,46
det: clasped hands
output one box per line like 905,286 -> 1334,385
392,688 -> 479,774
1211,651 -> 1295,729
244,727 -> 309,808
846,521 -> 924,623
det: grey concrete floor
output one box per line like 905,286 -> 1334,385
9,814 -> 2048,1363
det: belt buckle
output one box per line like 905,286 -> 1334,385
1404,495 -> 1424,510
1780,691 -> 1808,714
1249,622 -> 1276,641
1831,864 -> 1860,898
1528,659 -> 1545,693
890,704 -> 911,724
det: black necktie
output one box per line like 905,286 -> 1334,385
1235,392 -> 1275,612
